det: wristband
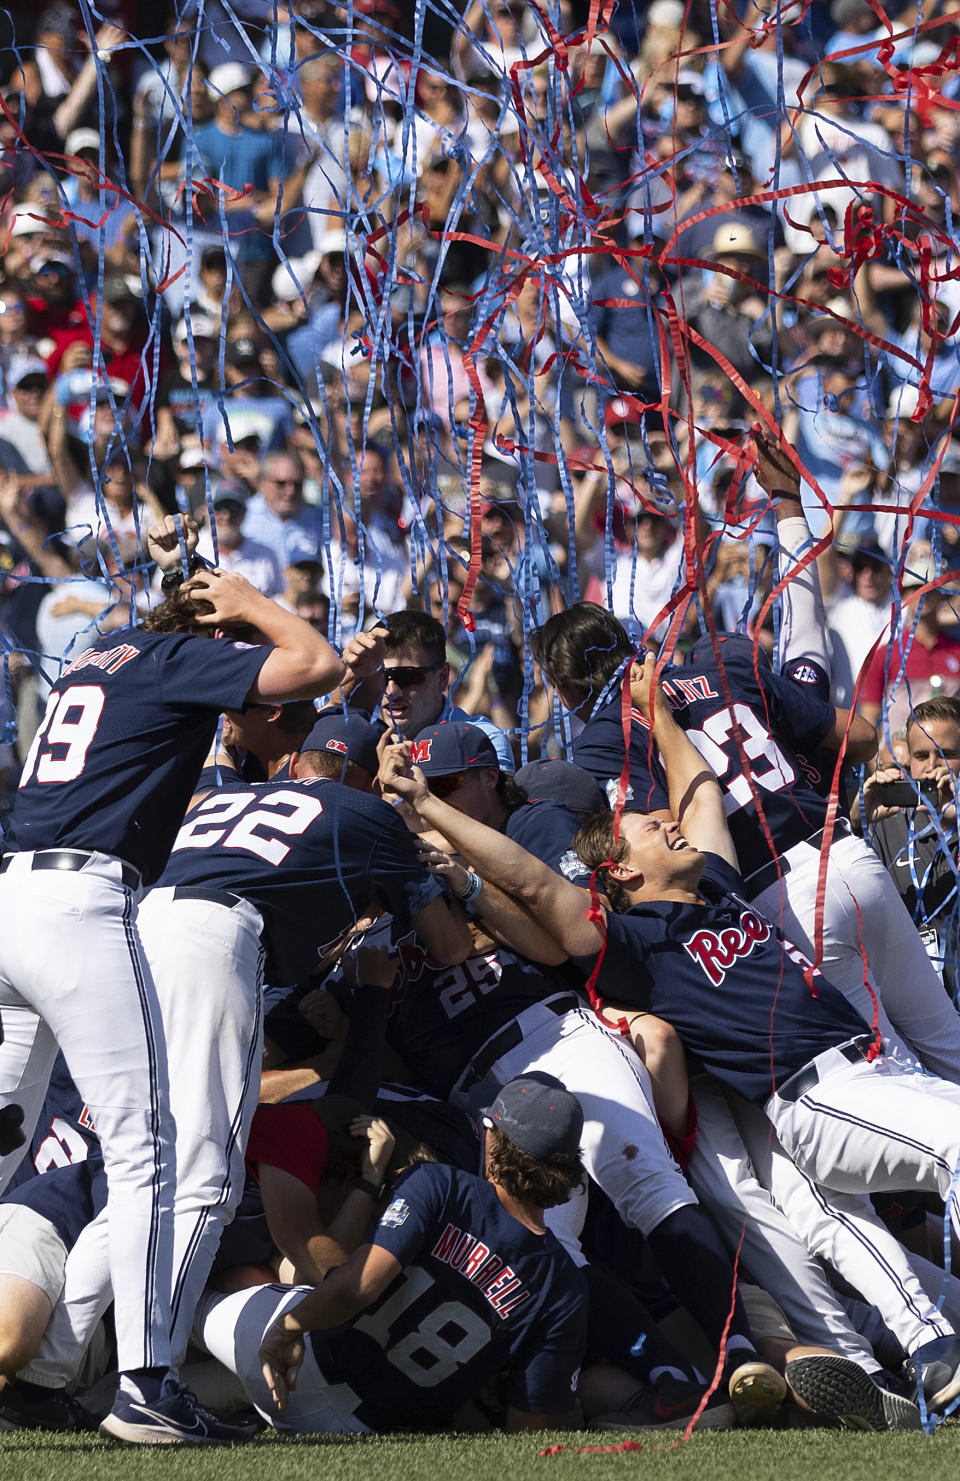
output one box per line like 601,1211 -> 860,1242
355,1177 -> 385,1200
454,869 -> 483,903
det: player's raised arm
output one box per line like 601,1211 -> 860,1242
185,568 -> 345,702
379,743 -> 605,960
632,655 -> 739,869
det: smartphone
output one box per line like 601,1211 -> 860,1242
875,778 -> 942,807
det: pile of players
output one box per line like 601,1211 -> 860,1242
2,436 -> 960,1444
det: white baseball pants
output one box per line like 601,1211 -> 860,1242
196,1284 -> 370,1433
752,827 -> 960,1083
0,853 -> 174,1373
453,997 -> 696,1259
21,888 -> 264,1385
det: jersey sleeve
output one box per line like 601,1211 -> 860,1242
365,805 -> 439,923
506,803 -> 581,875
764,668 -> 837,753
155,634 -> 272,712
569,911 -> 655,1012
370,1164 -> 445,1265
244,1104 -> 330,1194
506,1272 -> 587,1415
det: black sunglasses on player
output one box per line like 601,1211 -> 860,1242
383,664 -> 441,688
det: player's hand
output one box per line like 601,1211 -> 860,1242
414,837 -> 471,893
341,944 -> 398,990
185,567 -> 265,626
752,429 -> 801,503
342,626 -> 387,682
260,1320 -> 305,1410
297,986 -> 348,1039
147,513 -> 199,572
628,651 -> 658,720
379,736 -> 430,808
352,1114 -> 395,1181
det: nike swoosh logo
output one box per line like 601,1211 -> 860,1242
130,1403 -> 204,1434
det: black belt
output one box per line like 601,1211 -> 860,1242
171,885 -> 245,910
456,995 -> 580,1097
0,849 -> 140,892
775,1033 -> 876,1104
744,817 -> 851,901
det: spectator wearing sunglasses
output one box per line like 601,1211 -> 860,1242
377,609 -> 515,771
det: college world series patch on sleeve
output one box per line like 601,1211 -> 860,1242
381,1197 -> 410,1228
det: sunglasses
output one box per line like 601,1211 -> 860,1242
426,772 -> 466,798
383,664 -> 440,688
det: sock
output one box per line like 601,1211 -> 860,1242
584,1262 -> 700,1385
120,1366 -> 168,1404
647,1206 -> 757,1364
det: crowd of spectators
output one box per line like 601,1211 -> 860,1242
0,0 -> 957,781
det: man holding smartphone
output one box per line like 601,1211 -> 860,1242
866,697 -> 960,1000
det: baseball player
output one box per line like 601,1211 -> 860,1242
374,722 -> 790,1426
16,713 -> 470,1425
0,512 -> 347,1445
382,657 -> 960,1426
0,1056 -> 105,1432
200,1074 -> 588,1433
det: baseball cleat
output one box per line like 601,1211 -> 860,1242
591,1377 -> 735,1432
0,1378 -> 97,1433
786,1354 -> 922,1431
727,1360 -> 787,1426
100,1383 -> 256,1445
904,1334 -> 960,1414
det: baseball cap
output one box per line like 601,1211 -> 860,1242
300,709 -> 381,776
208,62 -> 254,97
65,127 -> 100,157
173,313 -> 218,342
604,396 -> 643,430
10,214 -> 49,237
902,546 -> 936,590
8,355 -> 47,388
711,223 -> 764,259
317,227 -> 348,258
212,493 -> 246,514
217,409 -> 272,445
514,760 -> 607,815
850,541 -> 888,570
102,273 -> 139,305
410,721 -> 499,776
482,1074 -> 583,1165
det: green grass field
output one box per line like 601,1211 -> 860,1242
5,1428 -> 960,1481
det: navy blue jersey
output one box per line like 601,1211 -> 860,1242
6,628 -> 269,884
506,801 -> 591,883
573,657 -> 838,878
661,655 -> 837,875
157,779 -> 438,985
381,922 -> 574,1098
572,854 -> 869,1104
572,692 -> 670,814
3,1055 -> 107,1247
314,1160 -> 585,1427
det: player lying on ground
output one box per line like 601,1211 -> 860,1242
196,1075 -> 589,1434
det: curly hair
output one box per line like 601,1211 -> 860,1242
486,1126 -> 584,1209
142,585 -> 216,636
142,585 -> 259,644
572,813 -> 632,913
